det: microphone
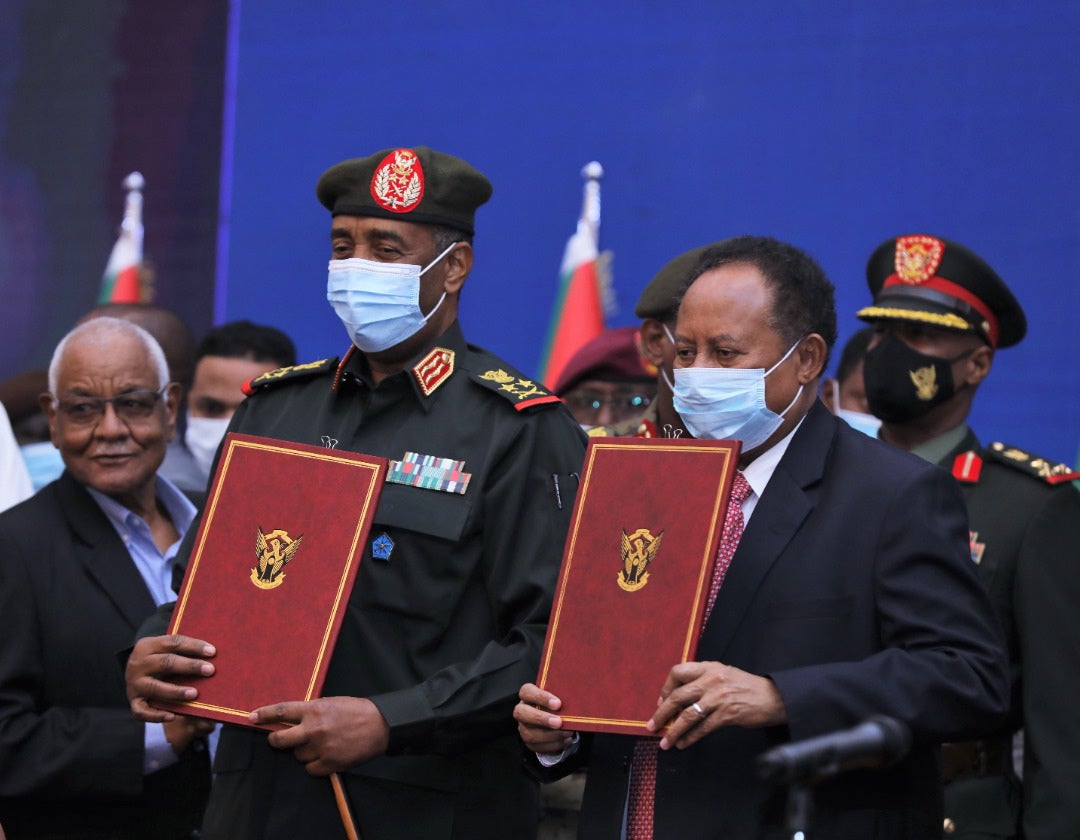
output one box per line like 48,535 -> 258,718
756,715 -> 911,783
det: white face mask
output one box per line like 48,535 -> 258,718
672,339 -> 803,449
184,414 -> 231,477
832,389 -> 882,438
326,241 -> 456,353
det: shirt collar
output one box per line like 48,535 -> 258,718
86,474 -> 197,539
910,423 -> 970,465
740,415 -> 805,502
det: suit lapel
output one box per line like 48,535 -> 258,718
58,472 -> 156,629
698,402 -> 836,659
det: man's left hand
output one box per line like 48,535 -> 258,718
647,661 -> 787,750
251,696 -> 390,775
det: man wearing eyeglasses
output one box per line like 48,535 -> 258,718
553,326 -> 656,431
0,317 -> 211,839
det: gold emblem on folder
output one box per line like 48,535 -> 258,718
251,528 -> 303,590
618,528 -> 664,592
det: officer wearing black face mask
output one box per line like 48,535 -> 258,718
856,234 -> 1080,840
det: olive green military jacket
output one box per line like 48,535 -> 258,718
935,429 -> 1080,840
168,321 -> 587,840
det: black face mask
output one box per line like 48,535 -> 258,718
863,332 -> 969,423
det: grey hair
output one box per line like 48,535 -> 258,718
48,316 -> 171,398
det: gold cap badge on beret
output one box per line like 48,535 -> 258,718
317,146 -> 493,235
371,149 -> 425,214
856,234 -> 1027,348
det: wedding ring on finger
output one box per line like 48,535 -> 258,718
691,701 -> 707,719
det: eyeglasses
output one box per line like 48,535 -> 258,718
564,391 -> 653,423
54,387 -> 168,427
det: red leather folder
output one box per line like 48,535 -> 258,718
537,437 -> 741,735
157,433 -> 387,729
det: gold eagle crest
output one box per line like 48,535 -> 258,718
909,364 -> 938,401
618,528 -> 664,592
894,235 -> 944,284
251,527 -> 303,590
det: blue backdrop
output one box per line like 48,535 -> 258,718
221,1 -> 1080,462
3,1 -> 1077,462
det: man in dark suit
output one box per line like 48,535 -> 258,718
856,234 -> 1080,839
517,236 -> 1010,839
0,317 -> 212,838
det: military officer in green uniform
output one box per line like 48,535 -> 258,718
124,147 -> 587,839
586,244 -> 730,440
553,326 -> 656,431
856,234 -> 1080,840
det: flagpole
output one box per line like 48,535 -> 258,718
120,171 -> 146,254
579,161 -> 603,247
536,162 -> 608,387
98,172 -> 147,304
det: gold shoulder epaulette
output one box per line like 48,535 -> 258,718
242,358 -> 338,395
985,442 -> 1080,485
471,368 -> 563,413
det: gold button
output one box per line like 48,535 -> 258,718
943,817 -> 956,834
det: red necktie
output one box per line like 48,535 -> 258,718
626,470 -> 753,839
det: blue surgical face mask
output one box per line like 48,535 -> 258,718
832,389 -> 882,438
326,241 -> 457,353
672,339 -> 804,449
184,412 -> 232,477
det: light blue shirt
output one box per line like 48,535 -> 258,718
85,475 -> 207,774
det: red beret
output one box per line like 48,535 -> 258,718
552,326 -> 654,396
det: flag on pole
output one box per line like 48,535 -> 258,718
537,162 -> 608,390
98,172 -> 146,304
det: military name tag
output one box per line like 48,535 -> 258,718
387,451 -> 471,494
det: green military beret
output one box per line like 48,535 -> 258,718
634,242 -> 730,320
316,146 -> 493,236
856,234 -> 1026,348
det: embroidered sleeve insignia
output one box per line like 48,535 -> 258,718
370,148 -> 425,214
894,235 -> 945,284
413,347 -> 455,396
987,442 -> 1080,484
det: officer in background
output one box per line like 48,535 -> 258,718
553,326 -> 655,430
819,325 -> 881,437
124,147 -> 587,839
856,234 -> 1080,839
586,245 -> 727,439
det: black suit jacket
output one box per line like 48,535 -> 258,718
560,403 -> 1009,839
0,471 -> 209,839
